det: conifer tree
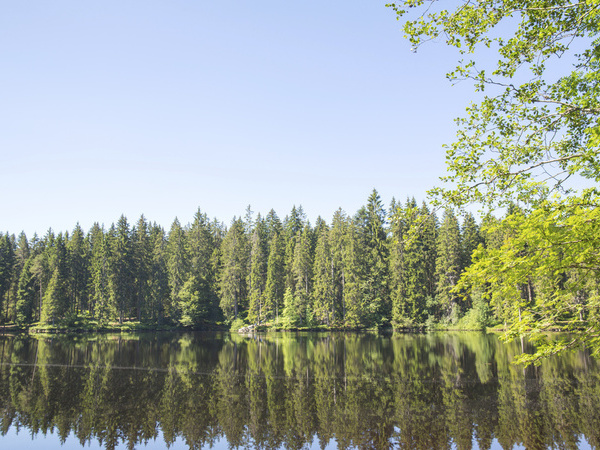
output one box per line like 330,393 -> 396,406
16,258 -> 36,323
460,213 -> 482,269
186,209 -> 219,324
108,216 -> 135,324
67,223 -> 89,315
355,189 -> 390,326
292,224 -> 313,325
219,218 -> 249,321
247,217 -> 268,324
434,209 -> 462,322
0,233 -> 15,323
166,218 -> 188,321
133,215 -> 151,321
329,209 -> 350,323
88,223 -> 112,321
312,224 -> 335,325
149,224 -> 170,323
264,229 -> 285,322
390,199 -> 437,326
41,233 -> 69,323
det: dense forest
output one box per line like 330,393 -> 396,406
0,189 -> 561,330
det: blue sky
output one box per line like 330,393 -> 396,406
1,1 -> 473,236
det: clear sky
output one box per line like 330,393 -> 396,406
1,1 -> 474,236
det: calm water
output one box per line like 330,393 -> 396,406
0,332 -> 598,450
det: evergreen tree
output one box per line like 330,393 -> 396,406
185,209 -> 219,324
355,189 -> 390,327
247,217 -> 268,324
41,233 -> 69,323
329,209 -> 350,323
264,228 -> 285,322
283,206 -> 306,293
41,268 -> 65,324
292,224 -> 313,325
434,209 -> 462,322
16,258 -> 36,323
390,199 -> 437,327
219,218 -> 249,321
88,223 -> 113,321
0,233 -> 15,323
312,224 -> 335,325
149,224 -> 170,323
461,212 -> 482,270
132,215 -> 151,321
67,223 -> 89,315
108,216 -> 135,324
166,218 -> 189,322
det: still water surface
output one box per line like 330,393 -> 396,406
0,332 -> 598,449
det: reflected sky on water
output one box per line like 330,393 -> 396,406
0,332 -> 598,449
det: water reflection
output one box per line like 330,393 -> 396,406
0,332 -> 598,449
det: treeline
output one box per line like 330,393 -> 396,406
1,189 -> 498,329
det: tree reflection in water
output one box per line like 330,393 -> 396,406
0,332 -> 599,449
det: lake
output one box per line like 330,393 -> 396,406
0,332 -> 598,449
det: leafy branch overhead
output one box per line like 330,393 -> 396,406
389,0 -> 600,208
388,0 -> 600,362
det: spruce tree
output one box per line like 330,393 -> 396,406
16,258 -> 36,323
434,209 -> 462,322
186,209 -> 219,324
132,215 -> 151,321
166,218 -> 189,322
292,224 -> 313,325
355,189 -> 390,327
0,233 -> 15,323
108,216 -> 135,324
219,218 -> 249,321
264,229 -> 285,322
247,217 -> 268,324
312,224 -> 335,325
88,223 -> 113,321
67,223 -> 89,315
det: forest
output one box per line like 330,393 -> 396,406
0,189 -> 565,331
